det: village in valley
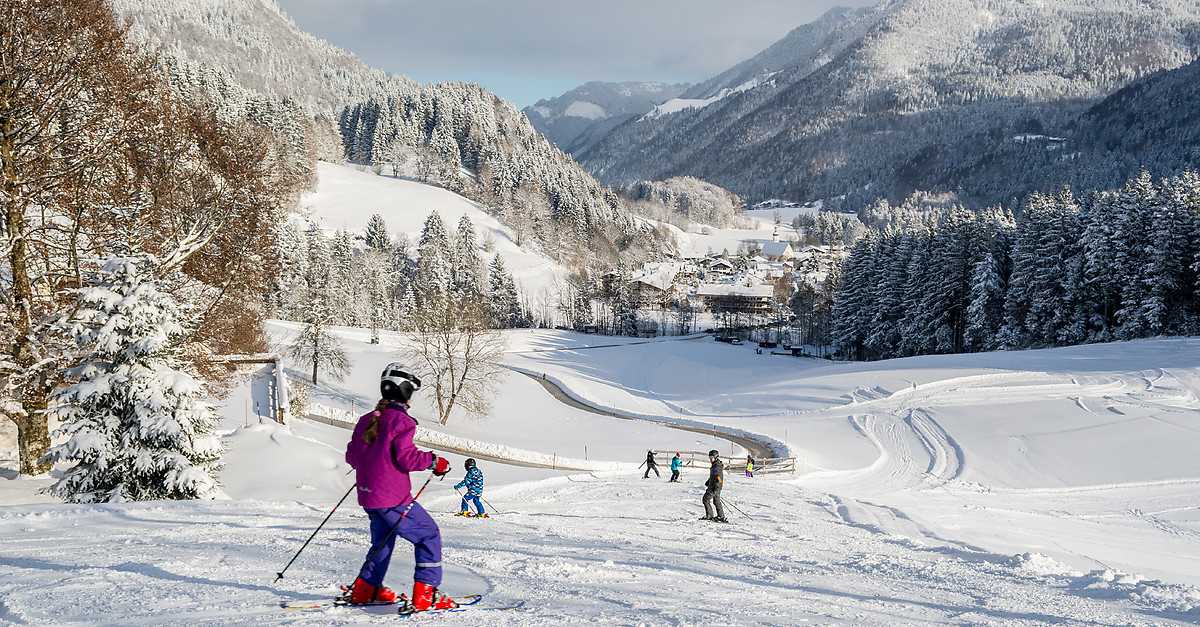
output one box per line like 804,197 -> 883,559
611,215 -> 846,351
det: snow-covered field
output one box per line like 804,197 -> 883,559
666,207 -> 824,257
299,162 -> 570,300
3,329 -> 1200,624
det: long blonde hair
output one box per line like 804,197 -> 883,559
362,399 -> 389,444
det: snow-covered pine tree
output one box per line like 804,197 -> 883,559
999,195 -> 1045,348
487,255 -> 523,328
364,213 -> 391,253
866,227 -> 907,358
965,252 -> 1005,351
46,257 -> 221,503
1182,171 -> 1200,331
1079,190 -> 1122,340
453,215 -> 484,301
1139,173 -> 1192,335
269,221 -> 308,319
898,226 -> 934,357
361,250 -> 393,344
1028,189 -> 1081,345
329,230 -> 357,326
416,212 -> 453,305
832,235 -> 877,360
1114,171 -> 1157,340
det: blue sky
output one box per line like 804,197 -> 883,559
277,0 -> 873,107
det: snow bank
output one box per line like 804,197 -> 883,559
1011,553 -> 1200,616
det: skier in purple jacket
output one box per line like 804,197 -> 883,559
344,363 -> 458,613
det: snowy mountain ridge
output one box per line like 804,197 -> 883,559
523,81 -> 690,157
579,0 -> 1200,208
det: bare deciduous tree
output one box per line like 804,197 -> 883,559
406,296 -> 506,425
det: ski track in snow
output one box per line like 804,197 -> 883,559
1,479 -> 1198,626
7,333 -> 1200,623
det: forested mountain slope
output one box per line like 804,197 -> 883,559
580,0 -> 1200,209
116,0 -> 662,266
112,0 -> 403,112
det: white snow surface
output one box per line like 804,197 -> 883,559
4,328 -> 1200,624
643,74 -> 775,120
299,161 -> 569,301
562,100 -> 607,120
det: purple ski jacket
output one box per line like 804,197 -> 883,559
345,403 -> 435,509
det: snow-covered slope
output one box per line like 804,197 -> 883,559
508,336 -> 1200,591
299,161 -> 567,300
4,473 -> 1198,625
4,332 -> 1200,623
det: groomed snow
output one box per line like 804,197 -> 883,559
509,335 -> 1200,591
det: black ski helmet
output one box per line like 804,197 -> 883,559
708,449 -> 720,458
464,458 -> 476,470
381,362 -> 421,403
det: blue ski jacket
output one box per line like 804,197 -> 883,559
454,467 -> 484,496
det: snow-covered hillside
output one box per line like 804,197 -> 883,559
3,334 -> 1200,624
299,161 -> 568,300
510,336 -> 1200,591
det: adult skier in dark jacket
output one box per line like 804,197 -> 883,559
701,450 -> 727,523
640,450 -> 660,479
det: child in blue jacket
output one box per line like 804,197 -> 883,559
454,458 -> 487,518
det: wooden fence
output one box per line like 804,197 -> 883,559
648,451 -> 796,474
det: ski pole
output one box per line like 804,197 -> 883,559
456,486 -> 502,515
479,494 -> 502,515
355,474 -> 439,576
274,483 -> 356,583
725,497 -> 753,520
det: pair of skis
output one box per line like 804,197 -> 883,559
281,591 -> 524,616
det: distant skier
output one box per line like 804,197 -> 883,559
454,458 -> 488,518
640,450 -> 660,479
745,455 -> 755,478
344,363 -> 460,612
701,449 -> 728,523
669,452 -> 683,482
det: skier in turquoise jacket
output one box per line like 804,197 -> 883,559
668,453 -> 683,482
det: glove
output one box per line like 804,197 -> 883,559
431,455 -> 451,477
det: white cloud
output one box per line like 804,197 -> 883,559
275,0 -> 874,105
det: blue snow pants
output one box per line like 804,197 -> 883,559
358,502 -> 442,587
460,494 -> 485,515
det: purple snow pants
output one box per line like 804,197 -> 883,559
358,502 -> 443,587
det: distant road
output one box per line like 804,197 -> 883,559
510,368 -> 775,461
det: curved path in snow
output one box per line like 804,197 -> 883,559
508,367 -> 778,461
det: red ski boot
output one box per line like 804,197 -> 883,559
409,581 -> 459,612
348,577 -> 398,605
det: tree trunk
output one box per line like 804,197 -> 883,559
311,359 -> 318,385
4,109 -> 51,476
12,398 -> 51,476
